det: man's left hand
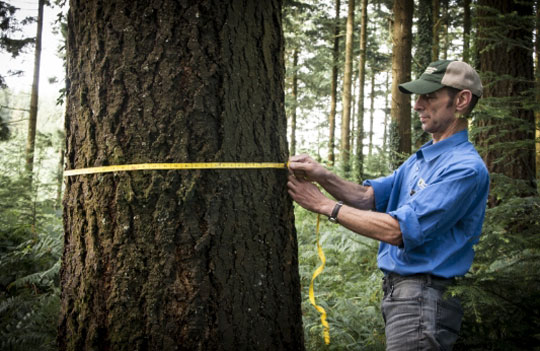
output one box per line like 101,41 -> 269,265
287,172 -> 335,216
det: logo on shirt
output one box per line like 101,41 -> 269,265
424,67 -> 437,74
418,178 -> 428,190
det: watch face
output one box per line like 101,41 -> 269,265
328,217 -> 337,223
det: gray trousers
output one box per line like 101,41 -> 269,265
381,273 -> 463,351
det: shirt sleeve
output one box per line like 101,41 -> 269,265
389,162 -> 484,251
363,171 -> 396,213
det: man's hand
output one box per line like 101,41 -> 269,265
288,154 -> 328,184
287,171 -> 335,216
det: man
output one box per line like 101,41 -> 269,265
287,60 -> 489,350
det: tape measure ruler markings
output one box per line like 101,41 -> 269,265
63,162 -> 289,177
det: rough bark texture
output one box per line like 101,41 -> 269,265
340,0 -> 354,175
59,1 -> 304,350
476,0 -> 537,195
328,0 -> 340,166
290,48 -> 298,156
390,0 -> 413,168
534,0 -> 540,182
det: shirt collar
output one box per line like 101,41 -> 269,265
416,129 -> 469,162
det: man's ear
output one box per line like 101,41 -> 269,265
455,90 -> 473,113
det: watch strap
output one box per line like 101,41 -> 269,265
328,201 -> 343,223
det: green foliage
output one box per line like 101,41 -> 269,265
452,178 -> 540,350
0,112 -> 63,350
295,206 -> 386,350
0,0 -> 36,88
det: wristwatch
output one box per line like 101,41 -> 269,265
328,201 -> 343,223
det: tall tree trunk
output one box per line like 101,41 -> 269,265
290,48 -> 298,156
59,1 -> 304,350
341,0 -> 355,175
536,0 -> 540,183
413,0 -> 432,149
476,0 -> 537,201
24,0 -> 44,178
431,0 -> 440,61
328,0 -> 341,166
354,0 -> 367,181
368,69 -> 375,158
441,0 -> 449,60
383,71 -> 389,155
390,0 -> 413,168
463,0 -> 471,63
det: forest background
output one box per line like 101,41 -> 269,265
0,0 -> 539,350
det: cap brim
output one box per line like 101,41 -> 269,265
399,79 -> 444,95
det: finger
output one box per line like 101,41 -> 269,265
289,154 -> 310,162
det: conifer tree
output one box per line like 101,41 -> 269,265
328,0 -> 341,166
60,1 -> 304,349
341,0 -> 355,175
355,0 -> 367,181
389,0 -> 413,168
475,0 -> 536,198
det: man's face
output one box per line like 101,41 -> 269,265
413,88 -> 458,137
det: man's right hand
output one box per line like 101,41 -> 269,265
288,154 -> 328,183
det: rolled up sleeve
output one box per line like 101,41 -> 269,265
363,171 -> 396,212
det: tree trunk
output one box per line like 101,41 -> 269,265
476,0 -> 537,199
431,0 -> 440,61
441,0 -> 449,60
59,1 -> 304,350
24,0 -> 44,178
329,0 -> 341,166
413,0 -> 432,149
290,48 -> 298,156
390,0 -> 413,168
535,0 -> 540,183
355,0 -> 367,182
383,71 -> 389,155
463,0 -> 471,63
368,69 -> 375,158
341,0 -> 355,175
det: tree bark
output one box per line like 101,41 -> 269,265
383,71 -> 389,155
59,1 -> 304,350
328,0 -> 341,166
341,0 -> 355,175
535,0 -> 540,182
390,0 -> 413,168
24,0 -> 44,178
476,0 -> 537,199
431,0 -> 440,61
441,0 -> 449,60
355,0 -> 367,182
368,69 -> 375,158
463,0 -> 471,63
413,0 -> 432,149
290,48 -> 298,156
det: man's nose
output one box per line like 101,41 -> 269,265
413,97 -> 423,111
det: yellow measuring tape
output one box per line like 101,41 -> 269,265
309,214 -> 330,344
64,161 -> 330,344
64,162 -> 288,176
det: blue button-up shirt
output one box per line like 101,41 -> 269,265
364,130 -> 489,278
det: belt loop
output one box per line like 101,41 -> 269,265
426,274 -> 432,286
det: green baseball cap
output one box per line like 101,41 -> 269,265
399,60 -> 483,97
